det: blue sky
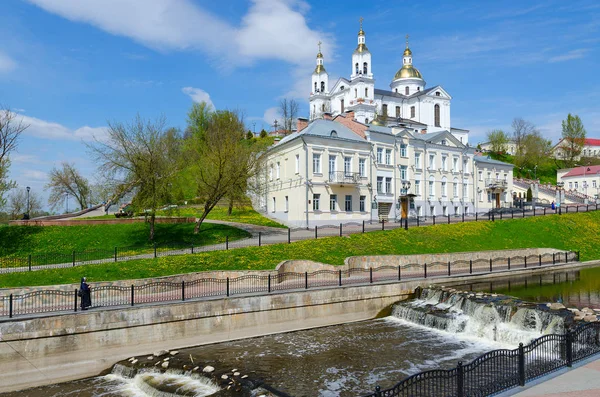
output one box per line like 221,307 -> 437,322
1,0 -> 599,209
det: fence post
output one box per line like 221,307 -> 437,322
448,214 -> 450,224
489,258 -> 492,272
475,213 -> 478,222
448,261 -> 451,276
469,260 -> 472,274
362,220 -> 365,233
533,207 -> 536,216
417,216 -> 419,227
405,217 -> 409,230
382,220 -> 385,231
508,257 -> 511,270
131,285 -> 134,306
315,226 -> 318,239
9,294 -> 13,318
544,208 -> 546,216
434,215 -> 436,225
577,251 -> 580,261
153,242 -> 157,258
340,223 -> 342,237
370,267 -> 373,283
524,256 -> 527,268
566,206 -> 569,213
268,274 -> 271,293
565,252 -> 568,263
424,263 -> 427,278
518,343 -> 525,386
114,247 -> 118,262
374,386 -> 382,397
259,232 -> 262,247
523,208 -> 525,218
74,289 -> 78,312
500,211 -> 502,220
456,361 -> 464,397
226,236 -> 229,250
577,205 -> 579,213
539,254 -> 542,266
28,254 -> 31,272
462,213 -> 465,223
226,277 -> 230,297
191,244 -> 194,254
338,270 -> 342,286
553,253 -> 556,264
512,210 -> 514,219
288,228 -> 291,244
587,204 -> 589,212
566,331 -> 573,367
182,281 -> 185,301
305,272 -> 308,289
398,265 -> 401,281
72,251 -> 76,267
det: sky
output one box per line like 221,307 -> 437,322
1,0 -> 600,210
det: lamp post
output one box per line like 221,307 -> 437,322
65,193 -> 69,214
401,181 -> 411,230
26,186 -> 30,220
556,182 -> 564,215
534,165 -> 537,180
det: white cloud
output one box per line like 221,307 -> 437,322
263,107 -> 281,127
15,113 -> 108,141
181,87 -> 214,109
0,51 -> 17,73
548,49 -> 589,63
21,169 -> 47,181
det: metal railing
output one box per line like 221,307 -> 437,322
362,321 -> 600,397
329,171 -> 361,184
485,178 -> 508,189
0,250 -> 578,319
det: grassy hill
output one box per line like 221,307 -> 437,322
2,211 -> 599,288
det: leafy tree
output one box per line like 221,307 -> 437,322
0,108 -> 29,207
246,130 -> 254,140
185,102 -> 212,140
560,113 -> 586,165
7,187 -> 43,219
511,118 -> 537,156
259,129 -> 268,138
279,98 -> 299,135
88,115 -> 181,240
520,132 -> 552,170
486,129 -> 510,153
46,162 -> 91,211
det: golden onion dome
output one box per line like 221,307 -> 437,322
371,117 -> 385,126
313,64 -> 326,74
394,64 -> 423,80
403,47 -> 412,56
316,51 -> 323,59
354,43 -> 369,54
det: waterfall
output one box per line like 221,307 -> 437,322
391,288 -> 566,346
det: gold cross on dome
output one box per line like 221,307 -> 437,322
359,16 -> 364,29
318,41 -> 322,52
406,34 -> 410,47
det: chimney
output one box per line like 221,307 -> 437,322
296,117 -> 308,133
323,112 -> 333,120
345,110 -> 355,120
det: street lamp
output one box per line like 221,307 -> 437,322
534,165 -> 537,180
556,182 -> 564,215
65,192 -> 69,214
26,186 -> 30,220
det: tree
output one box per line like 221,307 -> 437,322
279,98 -> 299,135
246,130 -> 254,140
486,129 -> 510,153
0,108 -> 29,207
516,131 -> 552,171
526,187 -> 533,202
88,115 -> 181,240
560,113 -> 586,165
185,110 -> 268,233
46,162 -> 91,211
511,118 -> 537,155
259,129 -> 268,138
185,102 -> 212,140
7,187 -> 42,220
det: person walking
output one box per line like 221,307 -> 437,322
79,277 -> 92,310
551,201 -> 556,211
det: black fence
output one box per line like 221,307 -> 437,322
0,251 -> 578,319
361,321 -> 600,397
0,204 -> 597,274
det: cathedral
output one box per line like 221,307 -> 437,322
310,20 -> 469,144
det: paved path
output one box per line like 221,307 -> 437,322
510,357 -> 600,397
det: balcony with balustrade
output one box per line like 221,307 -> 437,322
328,171 -> 361,186
485,178 -> 508,190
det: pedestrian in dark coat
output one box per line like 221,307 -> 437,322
79,277 -> 92,310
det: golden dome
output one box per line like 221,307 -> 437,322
314,64 -> 326,74
394,64 -> 422,80
354,43 -> 369,54
403,47 -> 412,56
371,117 -> 385,126
316,51 -> 323,59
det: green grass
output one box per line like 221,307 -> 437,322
159,205 -> 286,228
2,211 -> 600,288
0,222 -> 250,258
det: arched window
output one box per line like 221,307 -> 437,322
441,177 -> 448,197
395,106 -> 400,118
340,99 -> 344,113
314,82 -> 317,92
321,81 -> 325,92
340,85 -> 344,91
365,88 -> 368,97
354,88 -> 357,98
429,175 -> 435,197
405,86 -> 409,95
355,63 -> 359,74
410,106 -> 415,118
382,104 -> 388,116
395,88 -> 398,93
434,104 -> 441,127
321,104 -> 325,111
363,62 -> 368,74
365,118 -> 369,124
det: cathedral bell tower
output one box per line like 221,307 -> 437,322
311,41 -> 329,95
351,17 -> 373,80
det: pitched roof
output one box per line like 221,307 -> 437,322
473,155 -> 513,167
563,165 -> 600,178
374,87 -> 435,99
276,119 -> 367,147
585,138 -> 600,146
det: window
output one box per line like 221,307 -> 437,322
340,85 -> 344,91
429,154 -> 435,169
385,177 -> 392,193
443,206 -> 448,216
417,87 -> 421,91
344,156 -> 352,175
465,206 -> 469,215
487,171 -> 491,180
434,104 -> 440,127
436,92 -> 441,97
415,180 -> 421,195
276,162 -> 280,179
360,196 -> 366,212
400,165 -> 408,180
377,176 -> 383,193
453,178 -> 459,197
329,155 -> 336,175
415,152 -> 421,169
569,182 -> 572,189
377,148 -> 383,163
382,104 -> 388,116
354,88 -> 357,98
417,206 -> 422,216
313,194 -> 320,211
430,206 -> 435,216
488,192 -> 492,202
454,206 -> 459,216
396,106 -> 400,118
496,172 -> 500,180
321,81 -> 325,92
295,154 -> 299,174
285,196 -> 289,212
365,87 -> 368,97
321,104 -> 325,111
363,62 -> 368,74
405,86 -> 409,95
593,180 -> 597,188
441,177 -> 447,197
453,157 -> 458,172
355,63 -> 359,74
340,99 -> 344,113
330,130 -> 337,137
463,159 -> 469,174
313,153 -> 321,174
345,195 -> 352,211
269,165 -> 273,181
365,118 -> 369,124
442,156 -> 447,171
330,194 -> 337,211
463,180 -> 468,198
478,171 -> 483,181
479,190 -> 484,202
272,197 -> 276,212
441,140 -> 447,146
385,149 -> 392,165
359,158 -> 366,177
575,182 -> 579,189
410,106 -> 415,118
314,82 -> 317,92
429,176 -> 435,197
400,144 -> 407,157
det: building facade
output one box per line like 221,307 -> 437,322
553,138 -> 600,161
557,165 -> 600,200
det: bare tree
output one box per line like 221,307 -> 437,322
87,115 -> 181,240
486,129 -> 510,153
7,187 -> 42,220
0,108 -> 29,207
560,113 -> 586,166
46,162 -> 91,211
279,98 -> 299,135
511,117 -> 537,155
186,110 -> 268,233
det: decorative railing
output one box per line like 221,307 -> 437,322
0,250 -> 578,319
485,178 -> 508,189
329,171 -> 360,184
362,321 -> 600,397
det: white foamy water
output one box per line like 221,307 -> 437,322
99,370 -> 220,397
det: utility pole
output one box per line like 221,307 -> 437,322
65,193 -> 69,213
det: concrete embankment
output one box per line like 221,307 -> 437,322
1,257 -> 598,393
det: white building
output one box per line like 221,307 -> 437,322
553,138 -> 600,160
557,165 -> 600,200
479,139 -> 518,155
